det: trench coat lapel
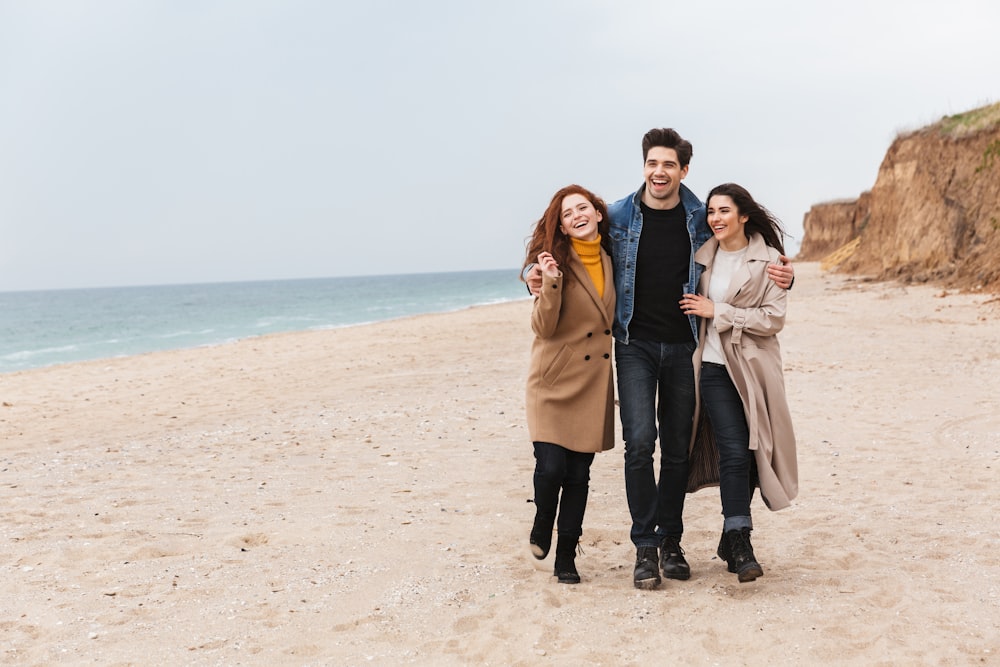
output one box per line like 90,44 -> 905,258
695,235 -> 772,305
694,236 -> 717,273
727,235 -> 774,302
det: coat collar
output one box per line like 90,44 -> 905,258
695,232 -> 774,310
695,232 -> 772,268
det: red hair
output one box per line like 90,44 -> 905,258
522,184 -> 611,281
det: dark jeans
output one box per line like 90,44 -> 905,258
615,339 -> 696,547
699,363 -> 755,529
533,442 -> 595,539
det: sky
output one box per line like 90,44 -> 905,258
2,1 -> 998,292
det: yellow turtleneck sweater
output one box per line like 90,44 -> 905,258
571,235 -> 604,298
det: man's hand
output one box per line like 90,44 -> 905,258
526,263 -> 543,296
767,255 -> 794,289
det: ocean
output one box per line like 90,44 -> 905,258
0,269 -> 528,373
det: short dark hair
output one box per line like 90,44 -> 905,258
642,128 -> 693,167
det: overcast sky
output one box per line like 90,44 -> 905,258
2,1 -> 998,291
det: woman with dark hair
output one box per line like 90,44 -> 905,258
522,184 -> 616,584
680,183 -> 798,583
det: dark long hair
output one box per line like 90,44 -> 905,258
522,184 -> 611,280
705,183 -> 786,254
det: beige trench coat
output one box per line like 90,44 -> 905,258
687,233 -> 798,510
525,246 -> 616,453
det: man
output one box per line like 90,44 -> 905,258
526,128 -> 794,589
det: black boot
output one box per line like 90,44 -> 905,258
529,511 -> 554,560
633,546 -> 661,590
718,528 -> 764,582
717,530 -> 732,571
553,536 -> 580,584
659,535 -> 691,581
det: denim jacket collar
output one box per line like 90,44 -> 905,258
630,182 -> 705,221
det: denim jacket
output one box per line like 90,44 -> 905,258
607,183 -> 711,345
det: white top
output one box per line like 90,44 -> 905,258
702,245 -> 748,365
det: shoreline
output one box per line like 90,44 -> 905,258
0,294 -> 532,376
2,262 -> 998,664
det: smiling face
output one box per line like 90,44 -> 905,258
706,194 -> 750,250
559,193 -> 602,241
642,146 -> 689,209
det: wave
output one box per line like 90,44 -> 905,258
2,344 -> 80,362
0,269 -> 525,372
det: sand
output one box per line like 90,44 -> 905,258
1,262 -> 998,666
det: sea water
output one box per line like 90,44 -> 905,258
0,269 -> 527,373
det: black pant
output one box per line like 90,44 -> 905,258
615,339 -> 695,546
533,441 -> 595,539
699,363 -> 755,528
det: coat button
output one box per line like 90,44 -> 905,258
604,329 -> 611,335
603,353 -> 610,359
587,332 -> 593,337
584,355 -> 591,361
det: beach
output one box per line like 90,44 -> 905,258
2,261 -> 998,665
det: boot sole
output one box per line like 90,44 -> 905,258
663,571 -> 691,581
719,547 -> 752,576
633,576 -> 661,590
530,543 -> 548,560
737,564 -> 764,582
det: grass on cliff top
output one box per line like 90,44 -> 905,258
939,101 -> 1000,137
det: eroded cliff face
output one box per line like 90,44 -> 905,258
799,102 -> 1000,291
797,192 -> 871,261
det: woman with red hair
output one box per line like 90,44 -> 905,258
522,184 -> 616,584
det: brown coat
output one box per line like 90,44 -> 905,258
688,233 -> 798,510
525,247 -> 616,453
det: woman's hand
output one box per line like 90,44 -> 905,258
537,252 -> 560,279
525,264 -> 543,295
680,293 -> 714,318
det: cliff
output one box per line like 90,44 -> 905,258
797,192 -> 871,261
799,101 -> 1000,291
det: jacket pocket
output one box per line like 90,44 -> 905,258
542,345 -> 574,385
